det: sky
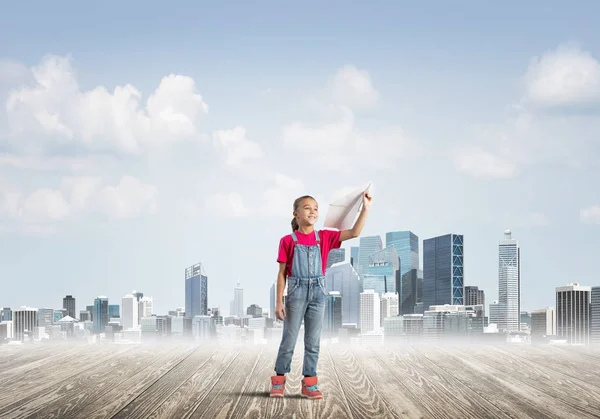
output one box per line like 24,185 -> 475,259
1,1 -> 600,316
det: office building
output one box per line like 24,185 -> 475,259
497,230 -> 520,332
556,283 -> 591,345
357,236 -> 383,278
63,295 -> 76,319
185,262 -> 208,317
423,234 -> 464,310
325,262 -> 361,325
592,286 -> 600,345
360,290 -> 381,333
531,307 -> 556,343
327,248 -> 346,269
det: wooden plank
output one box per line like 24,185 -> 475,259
436,345 -> 600,419
374,345 -> 490,419
145,344 -> 244,419
0,344 -> 118,400
308,343 -> 355,419
328,345 -> 401,418
351,344 -> 423,418
72,344 -> 197,419
8,344 -> 181,419
477,346 -> 600,416
0,345 -> 135,416
183,345 -> 262,418
0,344 -> 92,383
225,346 -> 287,419
415,345 -> 556,419
263,342 -> 317,419
493,346 -> 600,390
109,345 -> 220,419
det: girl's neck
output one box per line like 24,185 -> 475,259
297,225 -> 315,234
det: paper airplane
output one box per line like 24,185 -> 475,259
323,183 -> 372,230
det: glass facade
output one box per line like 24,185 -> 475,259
327,248 -> 346,269
93,296 -> 109,334
324,292 -> 343,335
185,262 -> 208,317
63,295 -> 76,319
498,231 -> 520,332
357,236 -> 383,278
423,234 -> 464,311
366,246 -> 399,295
325,262 -> 361,325
109,304 -> 120,318
350,247 -> 359,268
386,231 -> 420,314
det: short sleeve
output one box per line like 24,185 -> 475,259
277,236 -> 290,264
324,229 -> 342,250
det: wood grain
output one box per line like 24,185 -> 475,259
0,342 -> 598,419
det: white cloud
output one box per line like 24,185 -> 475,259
92,176 -> 158,219
0,153 -> 111,173
523,43 -> 600,108
263,173 -> 307,218
0,175 -> 158,233
453,146 -> 517,179
580,205 -> 600,224
205,191 -> 248,218
213,126 -> 264,167
330,65 -> 378,109
4,55 -> 209,154
282,106 -> 421,172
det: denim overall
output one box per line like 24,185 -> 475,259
274,230 -> 328,377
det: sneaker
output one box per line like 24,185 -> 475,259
270,375 -> 286,398
301,376 -> 323,399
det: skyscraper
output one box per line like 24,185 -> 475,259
591,286 -> 600,345
556,283 -> 591,345
63,295 -> 76,319
13,307 -> 37,341
498,229 -> 520,332
327,248 -> 346,269
185,262 -> 208,318
423,234 -> 464,310
350,247 -> 359,268
324,291 -> 342,335
357,235 -> 383,278
365,246 -> 400,295
93,296 -> 109,334
233,281 -> 243,317
385,231 -> 419,277
122,294 -> 139,330
464,286 -> 485,316
325,262 -> 361,325
386,231 -> 421,315
360,290 -> 381,333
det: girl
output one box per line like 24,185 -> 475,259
270,191 -> 372,399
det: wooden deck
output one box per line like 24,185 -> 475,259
1,342 -> 599,419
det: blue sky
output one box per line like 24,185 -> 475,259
1,1 -> 600,316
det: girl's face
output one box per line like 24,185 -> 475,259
295,198 -> 318,227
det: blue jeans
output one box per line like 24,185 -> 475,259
274,277 -> 327,376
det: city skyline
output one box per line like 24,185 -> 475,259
2,2 -> 600,315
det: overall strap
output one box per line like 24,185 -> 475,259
314,230 -> 320,243
291,232 -> 298,243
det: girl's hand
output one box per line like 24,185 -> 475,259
275,302 -> 286,320
363,192 -> 372,209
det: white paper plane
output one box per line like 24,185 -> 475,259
323,182 -> 372,230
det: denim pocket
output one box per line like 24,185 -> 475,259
317,279 -> 328,296
287,278 -> 299,297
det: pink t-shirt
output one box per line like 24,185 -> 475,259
277,229 -> 342,277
